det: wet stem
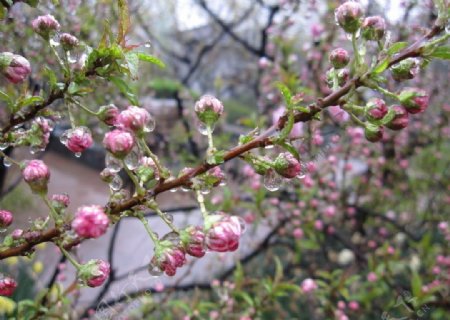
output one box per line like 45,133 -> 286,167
70,98 -> 99,116
195,189 -> 209,220
49,43 -> 67,74
41,195 -> 59,224
0,150 -> 20,167
352,32 -> 361,68
371,84 -> 398,100
206,125 -> 214,152
138,214 -> 159,244
122,160 -> 144,196
59,246 -> 81,270
153,206 -> 179,234
138,138 -> 165,180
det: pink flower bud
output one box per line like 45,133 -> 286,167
328,105 -> 350,123
364,124 -> 384,142
11,229 -> 23,240
205,166 -> 226,187
398,88 -> 429,114
103,129 -> 135,158
385,105 -> 409,130
273,152 -> 302,178
116,106 -> 154,134
0,210 -> 13,228
205,214 -> 244,252
292,228 -> 304,239
98,104 -> 119,126
60,33 -> 79,51
329,48 -> 350,69
1,52 -> 31,84
72,205 -> 109,238
348,301 -> 359,311
0,276 -> 17,296
22,160 -> 50,194
335,2 -> 364,33
151,244 -> 186,276
301,278 -> 318,293
78,259 -> 110,287
51,193 -> 70,208
63,126 -> 93,154
31,14 -> 60,39
180,226 -> 206,257
361,16 -> 386,41
365,98 -> 388,122
367,272 -> 378,282
194,95 -> 224,126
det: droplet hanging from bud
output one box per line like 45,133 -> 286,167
263,169 -> 282,192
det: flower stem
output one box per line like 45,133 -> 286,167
195,189 -> 209,220
122,160 -> 144,196
0,150 -> 21,167
41,195 -> 59,224
153,206 -> 179,234
138,138 -> 166,180
70,99 -> 99,116
59,246 -> 81,270
138,214 -> 159,244
352,32 -> 361,68
372,84 -> 398,100
206,125 -> 214,151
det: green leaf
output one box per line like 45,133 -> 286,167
275,141 -> 300,160
429,46 -> 450,59
275,82 -> 292,109
372,58 -> 390,75
137,53 -> 166,68
0,90 -> 12,107
109,76 -> 138,105
124,52 -> 139,80
206,150 -> 225,165
386,42 -> 408,55
274,256 -> 283,283
411,271 -> 422,298
43,67 -> 58,89
117,0 -> 130,46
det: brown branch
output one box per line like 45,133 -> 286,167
0,23 -> 444,260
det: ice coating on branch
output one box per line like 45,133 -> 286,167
72,205 -> 110,239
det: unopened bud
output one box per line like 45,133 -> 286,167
398,87 -> 429,114
329,48 -> 350,69
361,16 -> 386,41
364,124 -> 384,142
391,58 -> 420,81
335,2 -> 364,34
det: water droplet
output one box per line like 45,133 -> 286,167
263,169 -> 282,192
161,232 -> 179,245
0,228 -> 6,233
67,51 -> 77,63
60,130 -> 70,145
0,142 -> 9,150
180,185 -> 190,192
196,122 -> 208,136
124,151 -> 139,170
165,214 -> 174,223
30,145 -> 45,155
144,41 -> 152,48
110,175 -> 123,191
143,116 -> 156,133
148,263 -> 162,277
169,188 -> 178,193
265,144 -> 274,149
446,22 -> 450,34
74,152 -> 82,158
105,153 -> 122,173
219,181 -> 227,187
3,158 -> 12,167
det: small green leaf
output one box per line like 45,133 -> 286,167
411,271 -> 422,298
274,256 -> 283,283
372,58 -> 390,75
0,90 -> 12,106
137,53 -> 166,68
428,46 -> 450,59
275,82 -> 292,109
386,42 -> 408,55
124,52 -> 139,80
206,150 -> 225,165
117,0 -> 130,46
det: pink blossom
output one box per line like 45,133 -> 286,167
0,276 -> 17,296
151,245 -> 186,276
348,301 -> 359,310
103,129 -> 135,158
367,272 -> 378,282
78,259 -> 110,287
11,229 -> 23,240
98,104 -> 119,126
1,52 -> 31,84
205,214 -> 243,252
72,205 -> 110,238
273,152 -> 302,178
314,220 -> 324,231
64,126 -> 93,154
301,278 -> 318,293
51,193 -> 70,208
328,105 -> 350,123
31,14 -> 60,38
194,95 -> 224,125
22,159 -> 50,194
0,210 -> 13,228
181,226 -> 206,258
116,106 -> 153,134
292,228 -> 304,239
